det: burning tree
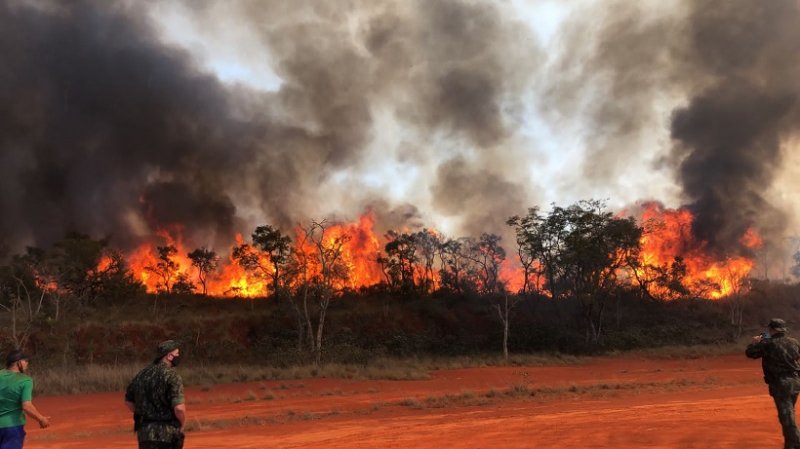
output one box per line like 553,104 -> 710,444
633,202 -> 762,300
509,200 -> 642,345
188,247 -> 218,295
465,233 -> 519,359
233,225 -> 306,348
379,231 -> 419,293
294,220 -> 351,366
144,245 -> 180,294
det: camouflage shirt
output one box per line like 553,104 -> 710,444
746,333 -> 800,387
125,362 -> 184,443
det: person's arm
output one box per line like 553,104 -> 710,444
174,403 -> 186,431
124,377 -> 139,414
168,372 -> 186,431
22,401 -> 50,428
746,335 -> 767,359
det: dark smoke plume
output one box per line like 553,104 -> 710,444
548,0 -> 800,255
0,0 -> 540,254
670,0 -> 799,253
0,0 -> 251,250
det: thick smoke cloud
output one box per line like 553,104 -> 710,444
4,0 -> 798,263
0,0 -> 540,254
547,0 -> 800,255
0,0 -> 251,250
670,0 -> 799,253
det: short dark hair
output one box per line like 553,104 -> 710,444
5,350 -> 29,368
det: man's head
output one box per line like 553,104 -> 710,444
156,340 -> 182,367
768,318 -> 788,335
5,350 -> 30,372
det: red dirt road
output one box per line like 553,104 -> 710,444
24,354 -> 785,448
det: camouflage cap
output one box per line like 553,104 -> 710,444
156,340 -> 181,358
768,318 -> 788,333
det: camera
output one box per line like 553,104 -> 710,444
761,332 -> 771,339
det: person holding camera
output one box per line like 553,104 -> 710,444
747,318 -> 800,449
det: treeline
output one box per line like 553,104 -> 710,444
0,200 -> 771,364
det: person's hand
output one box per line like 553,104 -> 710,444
38,416 -> 50,428
753,335 -> 764,343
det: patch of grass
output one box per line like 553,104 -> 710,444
397,398 -> 423,408
390,377 -> 718,411
29,347 -> 726,396
613,341 -> 743,359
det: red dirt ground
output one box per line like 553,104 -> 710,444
24,353 -> 786,448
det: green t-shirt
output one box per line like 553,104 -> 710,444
0,370 -> 33,428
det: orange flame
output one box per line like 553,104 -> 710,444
636,202 -> 760,299
292,212 -> 384,290
108,204 -> 758,300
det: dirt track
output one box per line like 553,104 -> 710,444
25,354 -> 783,448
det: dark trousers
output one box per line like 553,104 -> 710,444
773,393 -> 800,449
139,438 -> 183,449
0,426 -> 25,449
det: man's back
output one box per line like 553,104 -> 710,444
0,370 -> 32,428
747,334 -> 800,384
126,363 -> 183,421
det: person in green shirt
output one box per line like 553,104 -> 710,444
0,350 -> 49,449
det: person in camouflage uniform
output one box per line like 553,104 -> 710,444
125,340 -> 186,449
747,318 -> 800,449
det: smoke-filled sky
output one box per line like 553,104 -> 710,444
1,0 -> 799,263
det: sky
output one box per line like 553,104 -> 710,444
1,0 -> 799,268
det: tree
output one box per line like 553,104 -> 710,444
0,249 -> 50,349
232,225 -> 293,295
507,206 -> 572,301
145,245 -> 179,294
233,225 -> 306,348
379,231 -> 418,292
465,233 -> 506,295
509,200 -> 642,346
508,210 -> 547,296
171,273 -> 196,295
95,249 -> 145,302
463,233 -> 518,360
492,291 -> 521,360
50,232 -> 109,307
414,229 -> 440,293
251,225 -> 293,296
438,237 -> 477,294
188,248 -> 218,295
294,220 -> 350,366
558,200 -> 642,345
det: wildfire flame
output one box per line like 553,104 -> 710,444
111,203 -> 759,300
636,202 -> 762,299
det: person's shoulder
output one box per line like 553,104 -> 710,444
12,372 -> 32,384
133,363 -> 162,380
786,335 -> 800,346
163,366 -> 182,381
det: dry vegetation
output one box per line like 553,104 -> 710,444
30,343 -> 736,396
